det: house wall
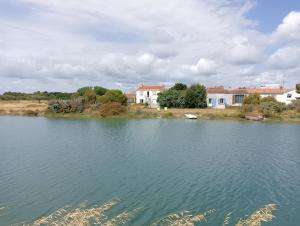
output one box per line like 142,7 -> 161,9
207,94 -> 233,108
276,90 -> 299,104
136,90 -> 161,107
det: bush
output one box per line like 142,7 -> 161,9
98,90 -> 127,105
241,104 -> 255,113
83,89 -> 97,104
288,100 -> 300,113
296,84 -> 300,94
99,102 -> 126,117
94,86 -> 108,96
261,96 -> 277,103
259,101 -> 286,117
48,98 -> 84,113
243,94 -> 261,105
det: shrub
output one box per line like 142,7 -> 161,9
94,86 -> 108,96
259,101 -> 286,117
296,84 -> 300,94
98,90 -> 127,105
243,94 -> 261,105
99,102 -> 126,117
288,100 -> 300,113
83,89 -> 97,104
48,98 -> 84,113
162,112 -> 174,118
261,96 -> 277,103
241,104 -> 255,113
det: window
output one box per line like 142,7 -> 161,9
208,98 -> 212,104
147,91 -> 150,97
219,98 -> 224,104
234,95 -> 244,104
287,94 -> 292,98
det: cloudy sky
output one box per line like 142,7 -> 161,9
0,0 -> 300,93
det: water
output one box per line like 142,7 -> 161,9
0,116 -> 299,226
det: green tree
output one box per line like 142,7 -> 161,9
94,86 -> 108,96
158,84 -> 207,108
77,87 -> 93,96
184,84 -> 207,108
99,90 -> 127,105
170,83 -> 187,91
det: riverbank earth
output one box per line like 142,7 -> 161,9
0,100 -> 300,122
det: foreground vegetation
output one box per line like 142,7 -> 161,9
240,94 -> 300,118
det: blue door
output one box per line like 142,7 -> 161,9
212,98 -> 217,107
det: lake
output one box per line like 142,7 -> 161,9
0,116 -> 299,225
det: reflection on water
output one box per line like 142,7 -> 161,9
11,200 -> 276,226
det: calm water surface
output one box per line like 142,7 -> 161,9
0,117 -> 299,225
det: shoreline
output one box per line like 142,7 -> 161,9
1,100 -> 300,123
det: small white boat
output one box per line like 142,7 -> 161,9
185,114 -> 198,119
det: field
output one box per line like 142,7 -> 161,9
0,100 -> 48,116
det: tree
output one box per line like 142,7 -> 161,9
184,84 -> 207,108
170,83 -> 187,91
77,87 -> 93,96
157,90 -> 185,108
94,86 -> 108,96
99,90 -> 127,105
243,94 -> 261,105
83,89 -> 97,104
158,84 -> 207,108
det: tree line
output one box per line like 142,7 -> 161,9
47,86 -> 128,116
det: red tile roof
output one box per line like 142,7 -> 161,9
137,85 -> 165,91
126,93 -> 136,98
207,87 -> 292,95
246,88 -> 293,95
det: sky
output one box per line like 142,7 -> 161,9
0,0 -> 300,93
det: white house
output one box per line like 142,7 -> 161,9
246,87 -> 297,104
207,87 -> 248,109
136,85 -> 165,108
207,86 -> 300,108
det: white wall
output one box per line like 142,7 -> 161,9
276,90 -> 299,104
136,90 -> 161,107
207,94 -> 233,107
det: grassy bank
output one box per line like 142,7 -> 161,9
1,100 -> 300,122
0,100 -> 48,116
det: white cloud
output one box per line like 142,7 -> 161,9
268,46 -> 300,70
273,11 -> 300,41
224,36 -> 264,65
187,58 -> 218,75
0,0 -> 299,93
